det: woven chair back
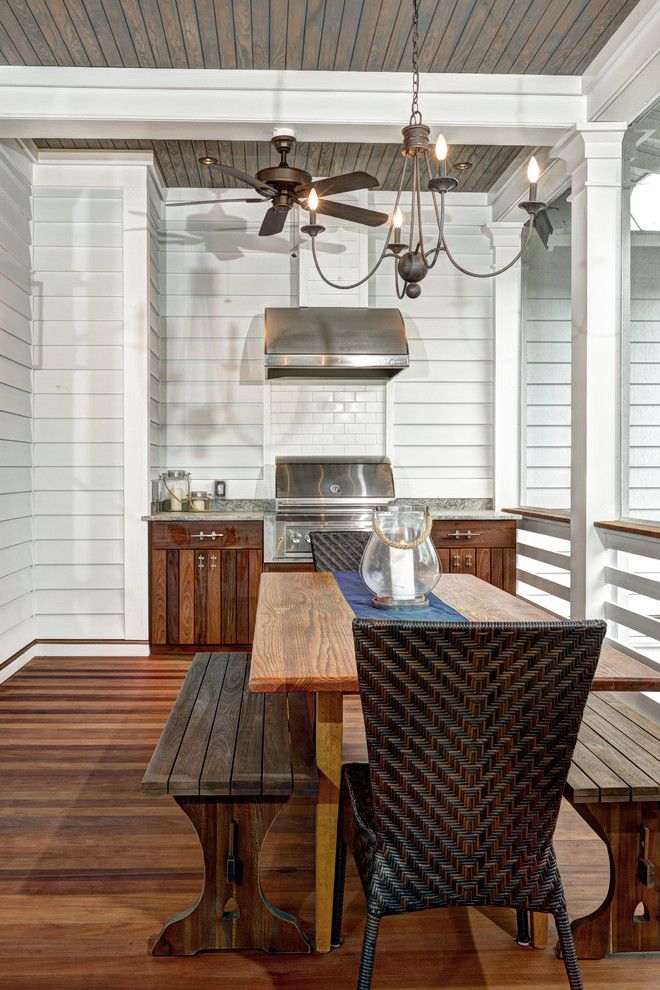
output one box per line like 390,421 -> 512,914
352,618 -> 606,913
310,530 -> 371,572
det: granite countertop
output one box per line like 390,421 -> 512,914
142,498 -> 518,523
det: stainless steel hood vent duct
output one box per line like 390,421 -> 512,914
264,306 -> 409,379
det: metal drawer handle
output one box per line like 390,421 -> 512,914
193,531 -> 223,541
465,552 -> 473,569
197,554 -> 205,570
210,554 -> 218,571
447,529 -> 482,540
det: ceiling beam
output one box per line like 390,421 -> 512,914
0,67 -> 584,146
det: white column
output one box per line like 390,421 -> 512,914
485,223 -> 523,510
552,124 -> 627,619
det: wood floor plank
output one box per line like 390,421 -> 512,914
0,654 -> 657,988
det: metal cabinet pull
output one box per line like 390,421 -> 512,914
197,555 -> 205,570
210,554 -> 218,571
193,531 -> 223,541
452,553 -> 461,569
447,529 -> 483,540
465,552 -> 473,569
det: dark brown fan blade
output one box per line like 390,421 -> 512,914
313,199 -> 388,228
208,162 -> 276,197
259,207 -> 289,236
296,171 -> 379,197
165,197 -> 266,206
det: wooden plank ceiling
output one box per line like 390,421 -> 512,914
0,0 -> 639,74
34,138 -> 529,191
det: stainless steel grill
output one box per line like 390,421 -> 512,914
263,456 -> 395,564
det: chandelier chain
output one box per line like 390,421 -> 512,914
409,0 -> 422,125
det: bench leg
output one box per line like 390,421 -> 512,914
149,796 -> 312,955
569,802 -> 659,958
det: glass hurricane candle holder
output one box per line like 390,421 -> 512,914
360,505 -> 440,610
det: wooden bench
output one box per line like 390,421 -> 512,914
564,693 -> 660,958
142,651 -> 317,955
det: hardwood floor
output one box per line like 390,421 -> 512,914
0,655 -> 656,989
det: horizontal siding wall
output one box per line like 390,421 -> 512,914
372,192 -> 494,498
148,175 -> 162,484
627,235 -> 660,519
160,192 -> 496,498
521,193 -> 571,510
0,141 -> 34,661
32,186 -> 124,639
162,199 -> 296,495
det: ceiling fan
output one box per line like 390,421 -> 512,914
165,129 -> 389,236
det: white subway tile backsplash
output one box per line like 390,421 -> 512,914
269,379 -> 386,458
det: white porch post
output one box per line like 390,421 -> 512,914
553,124 -> 626,619
485,223 -> 523,510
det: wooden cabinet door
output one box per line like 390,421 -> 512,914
198,549 -> 262,646
150,547 -> 263,647
448,548 -> 476,577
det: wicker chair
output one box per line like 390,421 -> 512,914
332,618 -> 606,990
310,530 -> 371,572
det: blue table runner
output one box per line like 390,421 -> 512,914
333,570 -> 467,622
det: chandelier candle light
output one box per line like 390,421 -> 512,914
301,0 -> 550,299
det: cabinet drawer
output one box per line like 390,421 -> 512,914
151,520 -> 263,549
432,520 -> 515,549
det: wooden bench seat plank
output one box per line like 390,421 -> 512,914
287,693 -> 318,795
570,739 -> 630,803
577,721 -> 658,801
262,693 -> 293,796
587,695 -> 660,763
231,687 -> 265,796
565,759 -> 600,804
169,653 -> 229,795
581,707 -> 660,797
142,652 -> 212,795
200,653 -> 250,796
595,693 -> 660,744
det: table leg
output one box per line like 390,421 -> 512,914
315,691 -> 344,953
531,912 -> 548,948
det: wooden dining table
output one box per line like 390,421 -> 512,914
249,570 -> 660,953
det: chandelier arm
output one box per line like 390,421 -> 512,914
416,153 -> 446,269
304,155 -> 410,291
442,218 -> 534,278
394,261 -> 408,300
309,229 -> 394,290
414,154 -> 427,261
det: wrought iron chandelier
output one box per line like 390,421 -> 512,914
301,0 -> 549,299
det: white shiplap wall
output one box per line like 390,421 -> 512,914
0,142 -> 34,661
627,236 -> 660,518
32,187 -> 124,639
520,193 -> 571,509
162,199 -> 296,495
371,192 -> 494,498
148,175 -> 163,483
160,192 -> 495,499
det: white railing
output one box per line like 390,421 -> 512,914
504,508 -> 571,616
597,522 -> 660,671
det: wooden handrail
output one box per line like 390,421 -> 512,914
502,506 -> 571,525
595,519 -> 660,540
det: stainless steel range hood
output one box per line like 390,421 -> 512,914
264,306 -> 409,379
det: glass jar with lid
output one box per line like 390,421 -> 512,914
159,470 -> 191,512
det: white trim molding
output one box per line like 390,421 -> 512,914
0,66 -> 584,145
584,0 -> 660,124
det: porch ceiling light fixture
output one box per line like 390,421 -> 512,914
301,0 -> 550,299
